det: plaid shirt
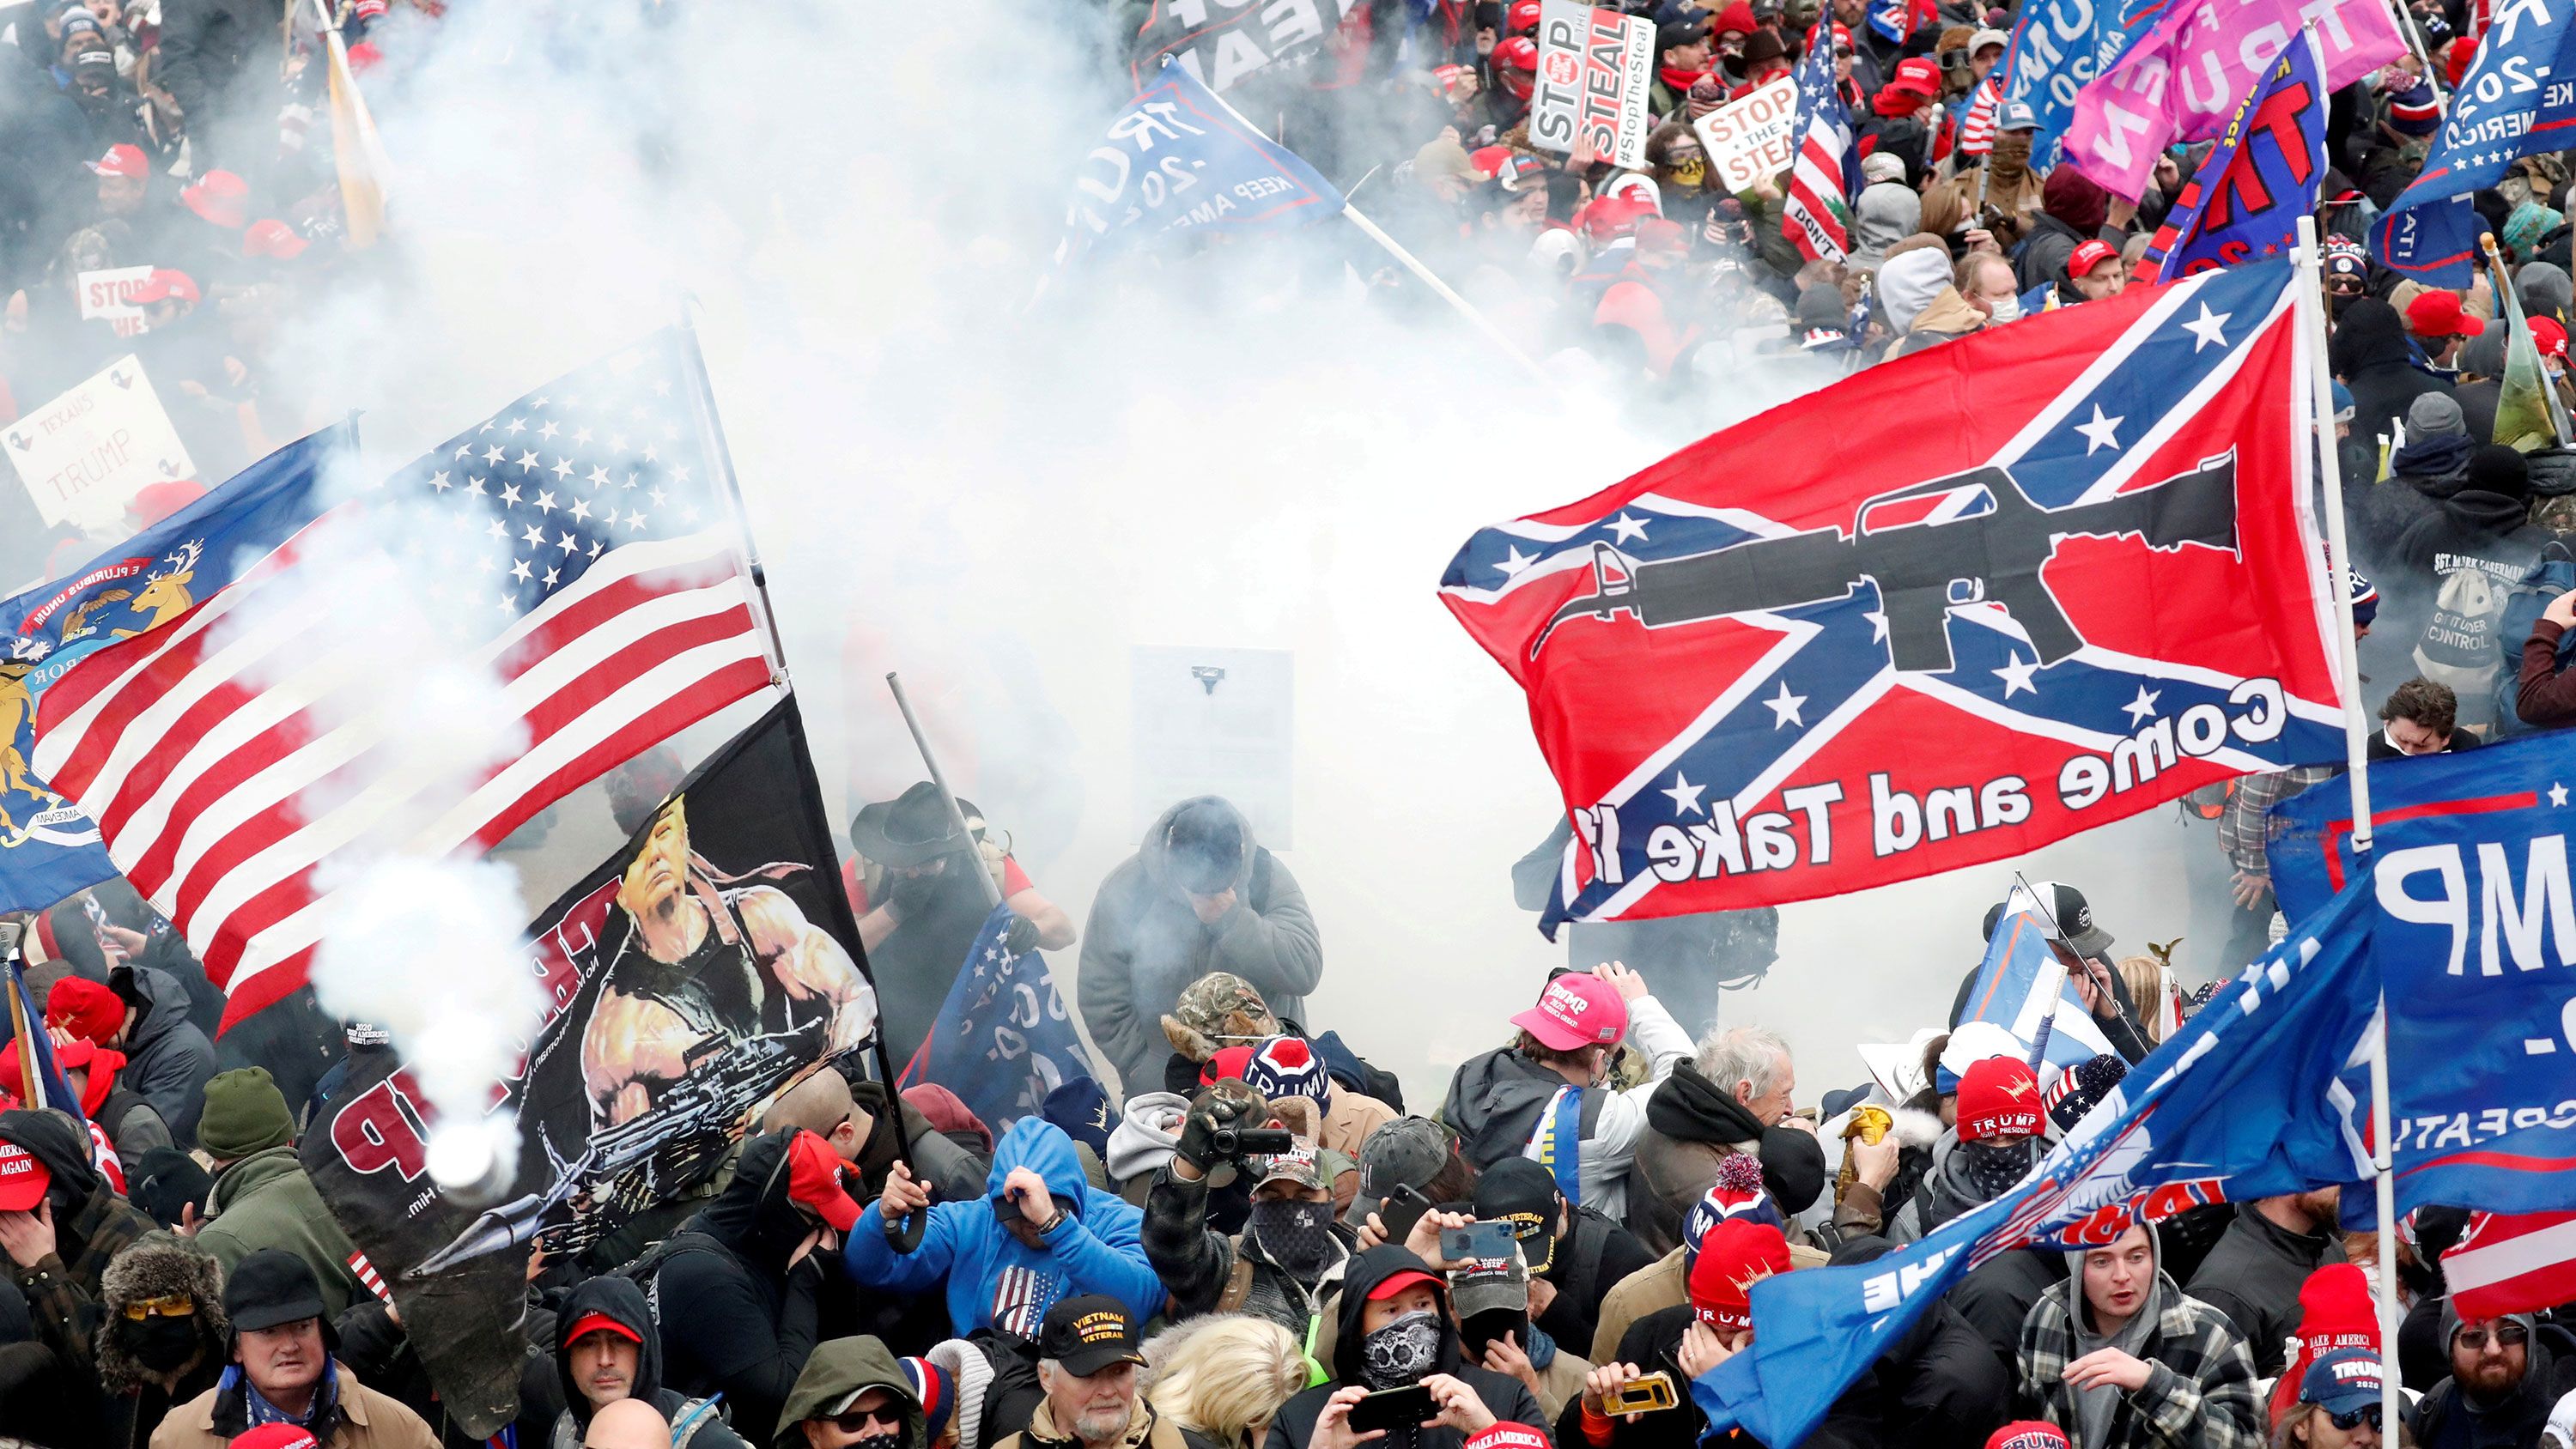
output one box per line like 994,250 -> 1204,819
13,1185 -> 157,1385
2216,766 -> 2336,876
2016,1272 -> 2263,1449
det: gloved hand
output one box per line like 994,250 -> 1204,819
1003,914 -> 1042,955
1173,1082 -> 1262,1172
884,870 -> 945,924
785,1129 -> 863,1234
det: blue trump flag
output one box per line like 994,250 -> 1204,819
902,904 -> 1100,1131
2134,29 -> 2327,285
1058,59 -> 1346,264
0,427 -> 347,914
2372,4 -> 2576,286
2269,732 -> 2576,1216
1693,878 -> 2380,1449
1956,894 -> 2119,1078
1994,0 -> 2166,167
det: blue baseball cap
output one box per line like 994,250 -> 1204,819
1998,99 -> 2039,131
2301,1347 -> 2385,1416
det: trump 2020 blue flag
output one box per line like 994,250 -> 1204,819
1693,877 -> 2379,1449
2133,29 -> 2327,285
2372,3 -> 2576,286
1058,59 -> 1346,264
2269,732 -> 2576,1216
0,427 -> 347,914
1956,892 -> 2119,1077
1994,0 -> 2165,167
902,904 -> 1099,1131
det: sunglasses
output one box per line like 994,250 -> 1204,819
122,1293 -> 194,1320
2324,1405 -> 2382,1433
2459,1324 -> 2530,1350
2330,279 -> 2364,294
831,1407 -> 906,1434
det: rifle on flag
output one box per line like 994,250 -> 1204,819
1440,258 -> 2347,929
2131,27 -> 2326,285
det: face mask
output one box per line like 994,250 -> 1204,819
1668,156 -> 1706,190
1958,1138 -> 2041,1202
1990,134 -> 2031,169
1360,1310 -> 1443,1390
851,1434 -> 904,1449
1985,289 -> 2020,323
1249,1199 -> 1337,1280
127,1315 -> 200,1372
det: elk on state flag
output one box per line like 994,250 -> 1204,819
1440,259 -> 2346,932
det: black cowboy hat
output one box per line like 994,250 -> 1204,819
849,780 -> 983,868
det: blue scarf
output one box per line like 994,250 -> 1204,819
223,1360 -> 340,1429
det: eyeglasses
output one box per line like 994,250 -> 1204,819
2329,279 -> 2364,294
2459,1325 -> 2530,1350
831,1407 -> 906,1434
122,1293 -> 194,1320
2324,1405 -> 2382,1433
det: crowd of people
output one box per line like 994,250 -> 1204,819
3,0 -> 2576,1446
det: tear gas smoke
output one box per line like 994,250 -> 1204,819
240,0 -> 2231,1119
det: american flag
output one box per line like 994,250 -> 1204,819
17,330 -> 776,1032
1956,76 -> 2003,157
1784,19 -> 1862,264
2447,1210 -> 2576,1320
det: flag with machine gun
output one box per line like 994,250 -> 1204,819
303,695 -> 887,1437
1440,258 -> 2347,932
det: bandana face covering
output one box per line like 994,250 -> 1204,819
1250,1199 -> 1337,1280
1959,1138 -> 2041,1202
1360,1310 -> 1443,1390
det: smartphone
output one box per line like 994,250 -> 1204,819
1378,1185 -> 1433,1244
1349,1385 -> 1437,1434
1441,1220 -> 1520,1262
1603,1373 -> 1680,1415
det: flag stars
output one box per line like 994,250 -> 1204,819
2555,782 -> 2570,809
533,490 -> 558,514
509,558 -> 533,583
587,465 -> 611,488
515,450 -> 543,472
552,457 -> 575,481
538,421 -> 561,441
500,482 -> 523,506
483,444 -> 506,465
625,509 -> 649,532
2180,302 -> 2232,352
520,522 -> 546,546
429,470 -> 453,493
671,464 -> 691,483
484,519 -> 507,541
1765,679 -> 1809,729
1607,512 -> 1650,543
453,444 -> 472,460
1496,544 -> 1538,576
2122,684 -> 2161,724
570,499 -> 593,523
652,379 -> 671,397
1663,772 -> 1707,816
573,427 -> 594,446
468,476 -> 489,496
2075,404 -> 2124,455
1994,652 -> 2039,697
648,485 -> 667,507
556,530 -> 580,555
505,417 -> 528,435
544,566 -> 561,588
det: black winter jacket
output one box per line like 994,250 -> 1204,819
1266,1248 -> 1553,1449
2182,1204 -> 2334,1379
654,1133 -> 824,1446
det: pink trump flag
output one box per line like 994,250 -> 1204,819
2063,0 -> 2403,198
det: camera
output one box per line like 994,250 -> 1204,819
1207,1125 -> 1296,1158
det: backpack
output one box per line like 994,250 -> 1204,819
2415,560 -> 2516,729
2494,539 -> 2576,738
608,1230 -> 727,1331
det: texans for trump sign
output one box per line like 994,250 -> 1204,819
1443,260 -> 2346,931
1530,0 -> 1655,170
1693,76 -> 1801,194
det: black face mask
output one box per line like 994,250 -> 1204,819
126,1315 -> 201,1372
1958,1138 -> 2043,1203
1249,1199 -> 1336,1280
851,1433 -> 903,1449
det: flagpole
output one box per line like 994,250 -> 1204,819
2481,230 -> 2576,446
2297,213 -> 2397,1444
882,673 -> 1005,915
674,306 -> 794,692
2387,0 -> 2448,103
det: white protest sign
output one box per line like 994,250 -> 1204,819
1692,74 -> 1799,194
1130,645 -> 1293,850
76,265 -> 155,338
3,355 -> 196,530
1528,0 -> 1656,170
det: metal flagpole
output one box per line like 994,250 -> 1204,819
883,673 -> 1004,914
2388,0 -> 2448,102
674,306 -> 793,692
2297,214 -> 2397,1443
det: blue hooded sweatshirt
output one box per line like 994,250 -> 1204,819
841,1116 -> 1161,1334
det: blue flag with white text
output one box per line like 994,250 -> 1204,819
1693,879 -> 2380,1449
1956,895 -> 2118,1078
2372,4 -> 2576,285
1993,0 -> 2166,167
1058,59 -> 1346,264
2133,30 -> 2327,285
902,905 -> 1100,1131
2269,731 -> 2576,1216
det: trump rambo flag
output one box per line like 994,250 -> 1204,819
0,329 -> 775,1034
1443,258 -> 2346,931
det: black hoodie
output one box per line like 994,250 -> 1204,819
0,1107 -> 155,1389
657,1131 -> 824,1446
2332,298 -> 2456,453
551,1276 -> 750,1449
1263,1247 -> 1551,1449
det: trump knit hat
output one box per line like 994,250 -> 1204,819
1687,1218 -> 1791,1331
1986,1426 -> 2072,1449
1956,1057 -> 2044,1142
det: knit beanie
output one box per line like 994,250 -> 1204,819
197,1067 -> 295,1161
46,976 -> 125,1046
2042,1053 -> 2127,1135
901,1355 -> 957,1445
2269,1263 -> 2380,1422
2408,391 -> 2468,439
1241,1036 -> 1330,1105
2467,442 -> 2534,502
1956,1057 -> 2044,1143
1682,1152 -> 1783,1270
1687,1218 -> 1792,1330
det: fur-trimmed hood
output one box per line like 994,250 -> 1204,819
97,1233 -> 228,1393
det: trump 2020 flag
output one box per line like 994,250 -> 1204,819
903,904 -> 1098,1131
1442,259 -> 2347,933
1695,876 -> 2381,1449
1958,893 -> 2118,1074
2374,4 -> 2576,285
1059,59 -> 1346,264
2267,731 -> 2576,1216
2132,28 -> 2326,285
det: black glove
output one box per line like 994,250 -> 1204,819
1173,1088 -> 1256,1172
1003,914 -> 1042,955
884,870 -> 945,923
